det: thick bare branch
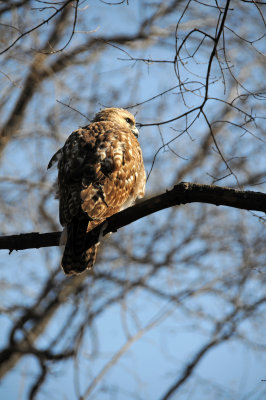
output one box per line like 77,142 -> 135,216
0,182 -> 265,252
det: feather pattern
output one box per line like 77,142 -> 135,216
48,108 -> 146,275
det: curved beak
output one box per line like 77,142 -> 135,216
132,126 -> 139,138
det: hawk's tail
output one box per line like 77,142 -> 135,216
61,219 -> 99,275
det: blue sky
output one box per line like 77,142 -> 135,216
0,0 -> 265,399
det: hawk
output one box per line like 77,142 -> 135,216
48,108 -> 146,275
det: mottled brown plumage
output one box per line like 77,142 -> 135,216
48,108 -> 146,275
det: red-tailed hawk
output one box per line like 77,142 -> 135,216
48,108 -> 146,275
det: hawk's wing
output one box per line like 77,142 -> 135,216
50,120 -> 145,230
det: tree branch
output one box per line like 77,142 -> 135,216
0,0 -> 74,55
0,182 -> 265,252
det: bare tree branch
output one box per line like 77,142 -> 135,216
0,182 -> 265,252
0,0 -> 74,55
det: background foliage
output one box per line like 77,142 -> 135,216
0,1 -> 265,399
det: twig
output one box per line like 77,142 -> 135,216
0,0 -> 73,55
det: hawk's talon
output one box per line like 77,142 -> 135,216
99,222 -> 111,242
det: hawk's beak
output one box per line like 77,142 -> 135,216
132,126 -> 139,138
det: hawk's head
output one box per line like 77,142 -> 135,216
93,108 -> 139,138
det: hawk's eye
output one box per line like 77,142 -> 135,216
125,117 -> 133,125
